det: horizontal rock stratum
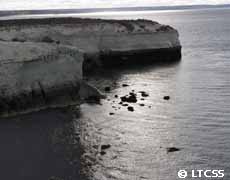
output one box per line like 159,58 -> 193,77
0,18 -> 181,116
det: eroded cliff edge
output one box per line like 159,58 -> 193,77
0,18 -> 181,116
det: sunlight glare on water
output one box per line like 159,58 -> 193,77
77,8 -> 230,180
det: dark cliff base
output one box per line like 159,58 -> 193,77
101,46 -> 182,66
83,46 -> 182,74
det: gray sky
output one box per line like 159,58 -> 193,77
1,0 -> 230,10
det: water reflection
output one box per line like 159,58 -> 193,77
79,61 -> 184,180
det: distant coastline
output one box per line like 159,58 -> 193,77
0,4 -> 230,17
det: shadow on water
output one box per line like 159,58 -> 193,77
0,108 -> 85,180
0,55 -> 181,180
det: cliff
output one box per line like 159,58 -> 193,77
0,18 -> 181,116
0,41 -> 102,117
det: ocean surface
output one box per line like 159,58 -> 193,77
0,8 -> 230,180
76,8 -> 230,180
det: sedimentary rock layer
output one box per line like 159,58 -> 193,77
0,18 -> 181,68
0,41 -> 101,116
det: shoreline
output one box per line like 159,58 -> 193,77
0,17 -> 181,117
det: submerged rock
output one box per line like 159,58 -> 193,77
166,147 -> 181,153
139,91 -> 149,97
122,84 -> 129,87
164,96 -> 170,100
104,86 -> 111,92
100,151 -> 106,156
127,106 -> 134,112
120,93 -> 137,103
101,144 -> 111,150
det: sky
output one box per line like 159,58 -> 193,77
1,0 -> 230,10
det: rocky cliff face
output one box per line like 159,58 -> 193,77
0,18 -> 181,116
0,18 -> 180,50
0,41 -> 102,116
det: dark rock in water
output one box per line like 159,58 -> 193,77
120,93 -> 137,103
119,101 -> 123,105
41,36 -> 55,43
122,104 -> 129,107
139,91 -> 149,97
122,84 -> 129,87
129,92 -> 135,96
166,147 -> 181,153
101,144 -> 111,150
164,96 -> 170,100
141,98 -> 145,101
127,106 -> 134,112
104,86 -> 111,92
100,151 -> 106,155
139,104 -> 145,106
93,145 -> 99,149
12,37 -> 25,42
114,95 -> 118,98
109,113 -> 115,115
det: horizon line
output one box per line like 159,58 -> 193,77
1,3 -> 230,12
